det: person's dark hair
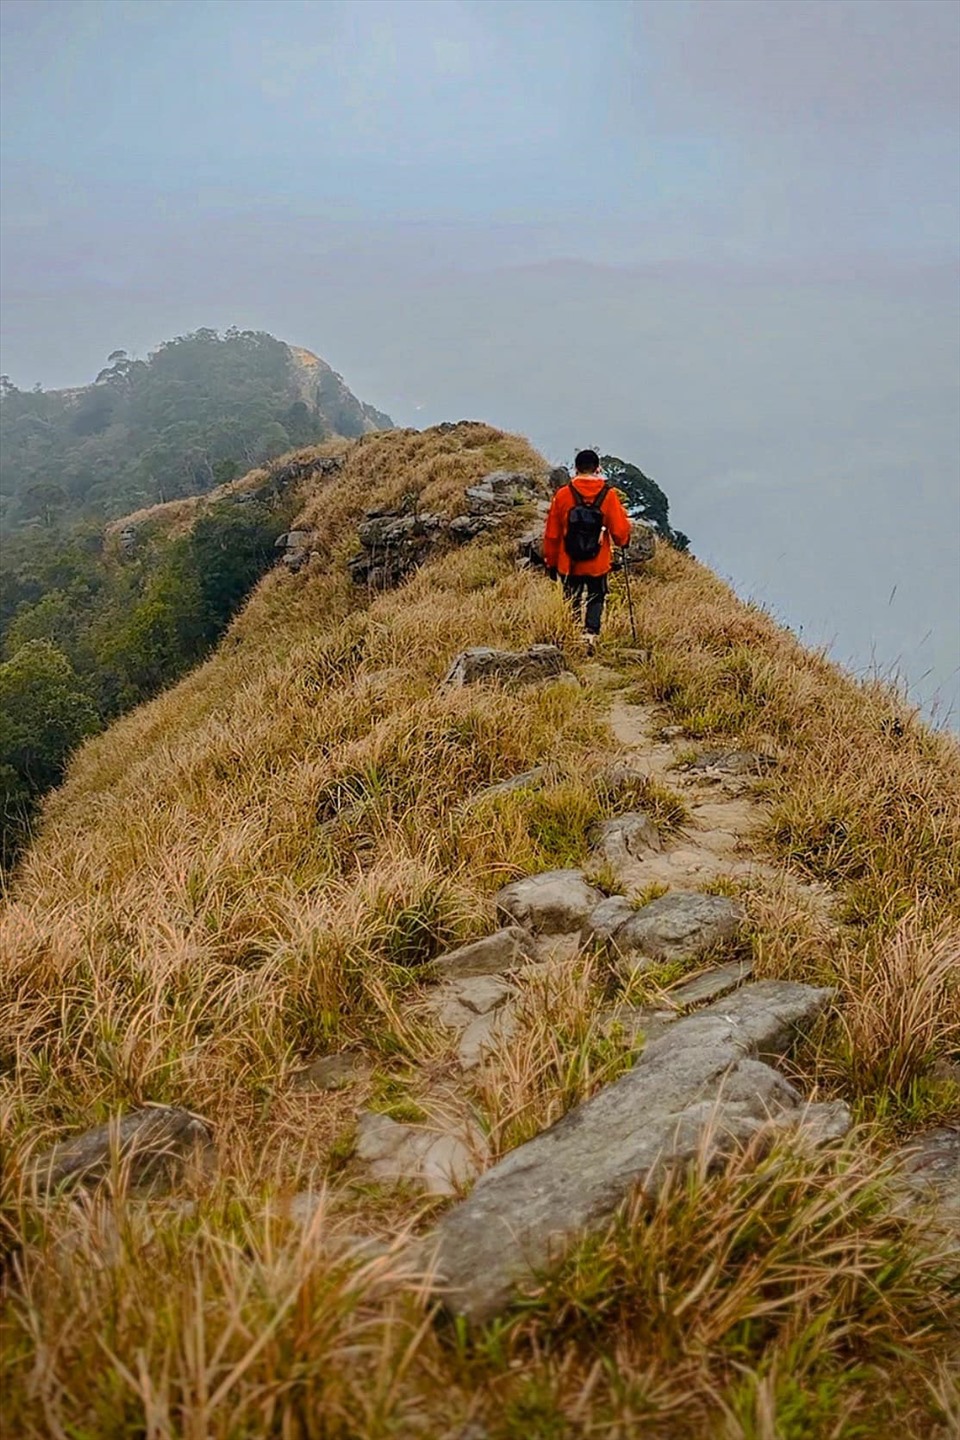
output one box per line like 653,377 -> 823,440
574,449 -> 600,474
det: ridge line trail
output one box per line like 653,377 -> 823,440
596,666 -> 792,895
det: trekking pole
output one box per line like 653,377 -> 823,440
620,548 -> 639,644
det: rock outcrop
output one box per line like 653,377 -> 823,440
348,469 -> 547,590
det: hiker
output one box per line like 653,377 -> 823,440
543,449 -> 631,648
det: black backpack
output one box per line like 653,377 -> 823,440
564,482 -> 610,562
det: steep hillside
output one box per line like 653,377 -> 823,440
0,327 -> 393,530
1,423 -> 958,1437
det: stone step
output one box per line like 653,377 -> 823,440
425,980 -> 843,1324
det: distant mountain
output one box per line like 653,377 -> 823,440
0,327 -> 392,531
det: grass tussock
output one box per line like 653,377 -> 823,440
493,1136 -> 956,1439
471,955 -> 636,1158
3,1138 -> 953,1439
2,422 -> 959,1434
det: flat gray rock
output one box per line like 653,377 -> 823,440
428,980 -> 833,1322
687,749 -> 776,777
592,811 -> 661,869
31,1106 -> 214,1194
430,975 -> 516,1029
495,870 -> 604,936
668,960 -> 754,1008
443,646 -> 567,688
613,891 -> 743,973
458,1006 -> 519,1071
427,926 -> 537,981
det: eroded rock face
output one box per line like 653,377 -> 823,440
427,981 -> 836,1323
495,870 -> 605,936
31,1107 -> 214,1194
348,511 -> 446,588
608,891 -> 743,975
443,646 -> 568,689
427,927 -> 537,981
347,469 -> 546,590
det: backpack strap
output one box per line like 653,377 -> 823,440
568,481 -> 609,510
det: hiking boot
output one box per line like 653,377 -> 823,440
583,632 -> 598,654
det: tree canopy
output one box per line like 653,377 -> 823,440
601,455 -> 690,552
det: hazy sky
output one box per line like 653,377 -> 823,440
2,0 -> 958,721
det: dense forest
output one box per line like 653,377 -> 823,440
0,327 -> 397,860
0,484 -> 299,864
0,327 -> 389,531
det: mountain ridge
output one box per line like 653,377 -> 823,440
0,327 -> 394,530
2,421 -> 958,1435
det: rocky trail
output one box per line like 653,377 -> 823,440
30,641 -> 959,1325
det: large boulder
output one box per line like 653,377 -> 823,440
607,891 -> 743,975
443,645 -> 568,688
31,1106 -> 214,1194
495,870 -> 605,935
426,981 -> 838,1322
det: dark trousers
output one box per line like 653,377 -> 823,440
563,573 -> 608,635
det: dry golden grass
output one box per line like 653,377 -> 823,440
2,422 -> 958,1436
102,439 -> 349,545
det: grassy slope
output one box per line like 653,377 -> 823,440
1,423 -> 958,1437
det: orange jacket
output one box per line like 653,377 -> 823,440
543,475 -> 632,577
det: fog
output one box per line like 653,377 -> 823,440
2,0 -> 958,719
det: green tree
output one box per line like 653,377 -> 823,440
601,455 -> 691,551
0,641 -> 99,859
